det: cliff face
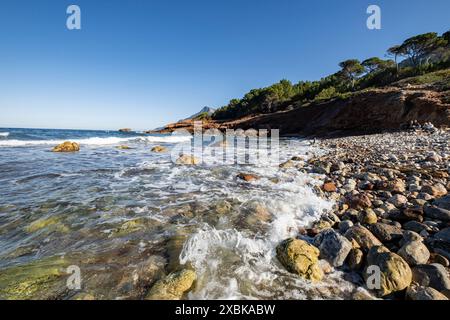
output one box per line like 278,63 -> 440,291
154,86 -> 450,137
226,86 -> 450,136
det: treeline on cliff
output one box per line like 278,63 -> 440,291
212,30 -> 450,121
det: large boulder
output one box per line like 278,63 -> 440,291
145,269 -> 196,300
276,238 -> 323,282
313,229 -> 352,267
345,225 -> 382,252
412,264 -> 450,292
365,246 -> 412,297
52,141 -> 80,152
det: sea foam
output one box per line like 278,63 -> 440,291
0,134 -> 192,147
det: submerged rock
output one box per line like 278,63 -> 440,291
0,257 -> 68,300
116,145 -> 132,150
52,141 -> 80,152
72,292 -> 96,300
176,154 -> 199,165
110,219 -> 146,237
151,145 -> 168,153
237,173 -> 260,182
24,216 -> 69,234
276,238 -> 323,282
365,246 -> 412,297
214,200 -> 232,215
241,202 -> 271,230
145,269 -> 196,300
279,160 -> 296,169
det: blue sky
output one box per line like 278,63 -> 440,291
0,0 -> 449,130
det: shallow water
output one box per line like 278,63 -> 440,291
0,128 -> 361,300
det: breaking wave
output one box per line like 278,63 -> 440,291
0,134 -> 192,147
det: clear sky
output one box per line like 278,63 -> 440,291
0,0 -> 449,130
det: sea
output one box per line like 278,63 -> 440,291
0,127 -> 361,299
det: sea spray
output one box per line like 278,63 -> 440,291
178,168 -> 336,299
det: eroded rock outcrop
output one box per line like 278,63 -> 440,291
52,141 -> 80,152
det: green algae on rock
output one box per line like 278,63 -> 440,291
24,216 -> 69,234
0,257 -> 68,300
110,218 -> 147,237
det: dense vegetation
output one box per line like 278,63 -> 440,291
212,30 -> 450,121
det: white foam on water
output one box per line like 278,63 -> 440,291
0,132 -> 9,137
0,134 -> 192,147
0,137 -> 135,147
179,182 -> 334,299
141,135 -> 192,143
177,140 -> 358,300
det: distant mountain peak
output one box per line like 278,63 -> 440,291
183,106 -> 216,120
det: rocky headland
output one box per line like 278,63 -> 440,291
152,79 -> 450,138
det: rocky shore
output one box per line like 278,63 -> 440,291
1,126 -> 449,300
281,127 -> 450,300
142,126 -> 450,301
